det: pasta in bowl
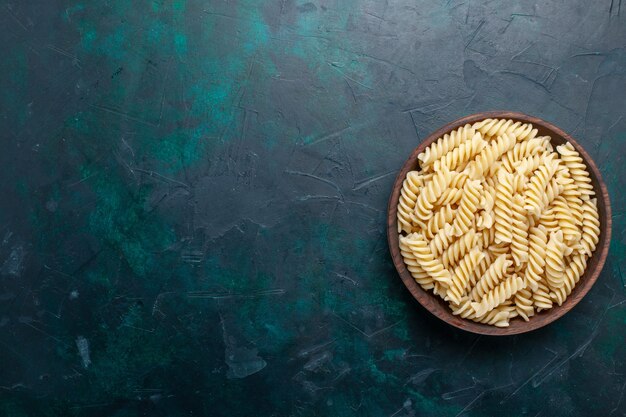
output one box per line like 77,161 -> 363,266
387,112 -> 611,335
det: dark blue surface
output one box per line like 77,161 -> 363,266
0,1 -> 625,416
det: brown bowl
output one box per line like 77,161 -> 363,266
387,111 -> 612,335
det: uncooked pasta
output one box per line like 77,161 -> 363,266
397,118 -> 600,327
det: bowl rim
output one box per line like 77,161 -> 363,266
387,111 -> 612,336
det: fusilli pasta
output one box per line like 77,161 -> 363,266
414,166 -> 454,223
418,124 -> 475,170
471,274 -> 526,317
446,248 -> 485,304
470,254 -> 512,302
549,254 -> 587,306
545,230 -> 567,290
494,169 -> 514,244
510,194 -> 529,267
523,155 -> 559,216
524,225 -> 548,291
397,171 -> 424,233
441,228 -> 478,269
404,232 -> 452,285
399,118 -> 601,326
423,204 -> 455,240
579,198 -> 600,257
557,142 -> 594,200
433,132 -> 486,172
399,234 -> 434,290
451,179 -> 483,236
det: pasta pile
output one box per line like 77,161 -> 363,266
397,118 -> 600,327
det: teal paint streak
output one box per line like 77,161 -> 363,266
84,171 -> 176,278
68,0 -> 274,177
173,0 -> 186,12
80,28 -> 97,50
68,0 -> 274,172
174,33 -> 188,55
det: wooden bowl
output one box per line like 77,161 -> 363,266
387,111 -> 612,336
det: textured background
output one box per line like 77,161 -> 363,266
0,1 -> 625,416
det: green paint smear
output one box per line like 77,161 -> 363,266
69,0 -> 275,173
86,170 -> 176,277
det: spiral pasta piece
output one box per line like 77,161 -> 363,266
476,184 -> 496,230
552,196 -> 582,243
508,308 -> 520,320
433,132 -> 487,172
467,133 -> 517,179
441,228 -> 478,269
470,254 -> 512,301
514,287 -> 535,321
533,280 -> 553,311
471,253 -> 493,287
513,152 -> 546,177
446,248 -> 485,304
494,169 -> 514,244
414,166 -> 454,223
514,124 -> 540,142
451,179 -> 483,236
524,225 -> 548,291
556,142 -> 594,200
423,204 -> 455,240
473,119 -> 538,142
397,171 -> 423,233
538,207 -> 559,233
476,209 -> 493,230
480,226 -> 496,249
433,281 -> 448,298
451,296 -> 514,326
488,242 -> 510,261
433,132 -> 487,171
450,169 -> 473,190
484,174 -> 497,190
556,166 -> 584,224
510,194 -> 529,267
549,254 -> 588,306
399,235 -> 434,290
501,137 -> 550,173
579,198 -> 600,257
541,177 -> 564,209
545,230 -> 567,289
511,173 -> 528,193
472,274 -> 526,317
485,161 -> 503,179
524,155 -> 559,216
487,243 -> 514,266
403,232 -> 452,285
429,224 -> 455,257
435,186 -> 464,206
417,124 -> 475,170
483,177 -> 497,200
473,118 -> 517,138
